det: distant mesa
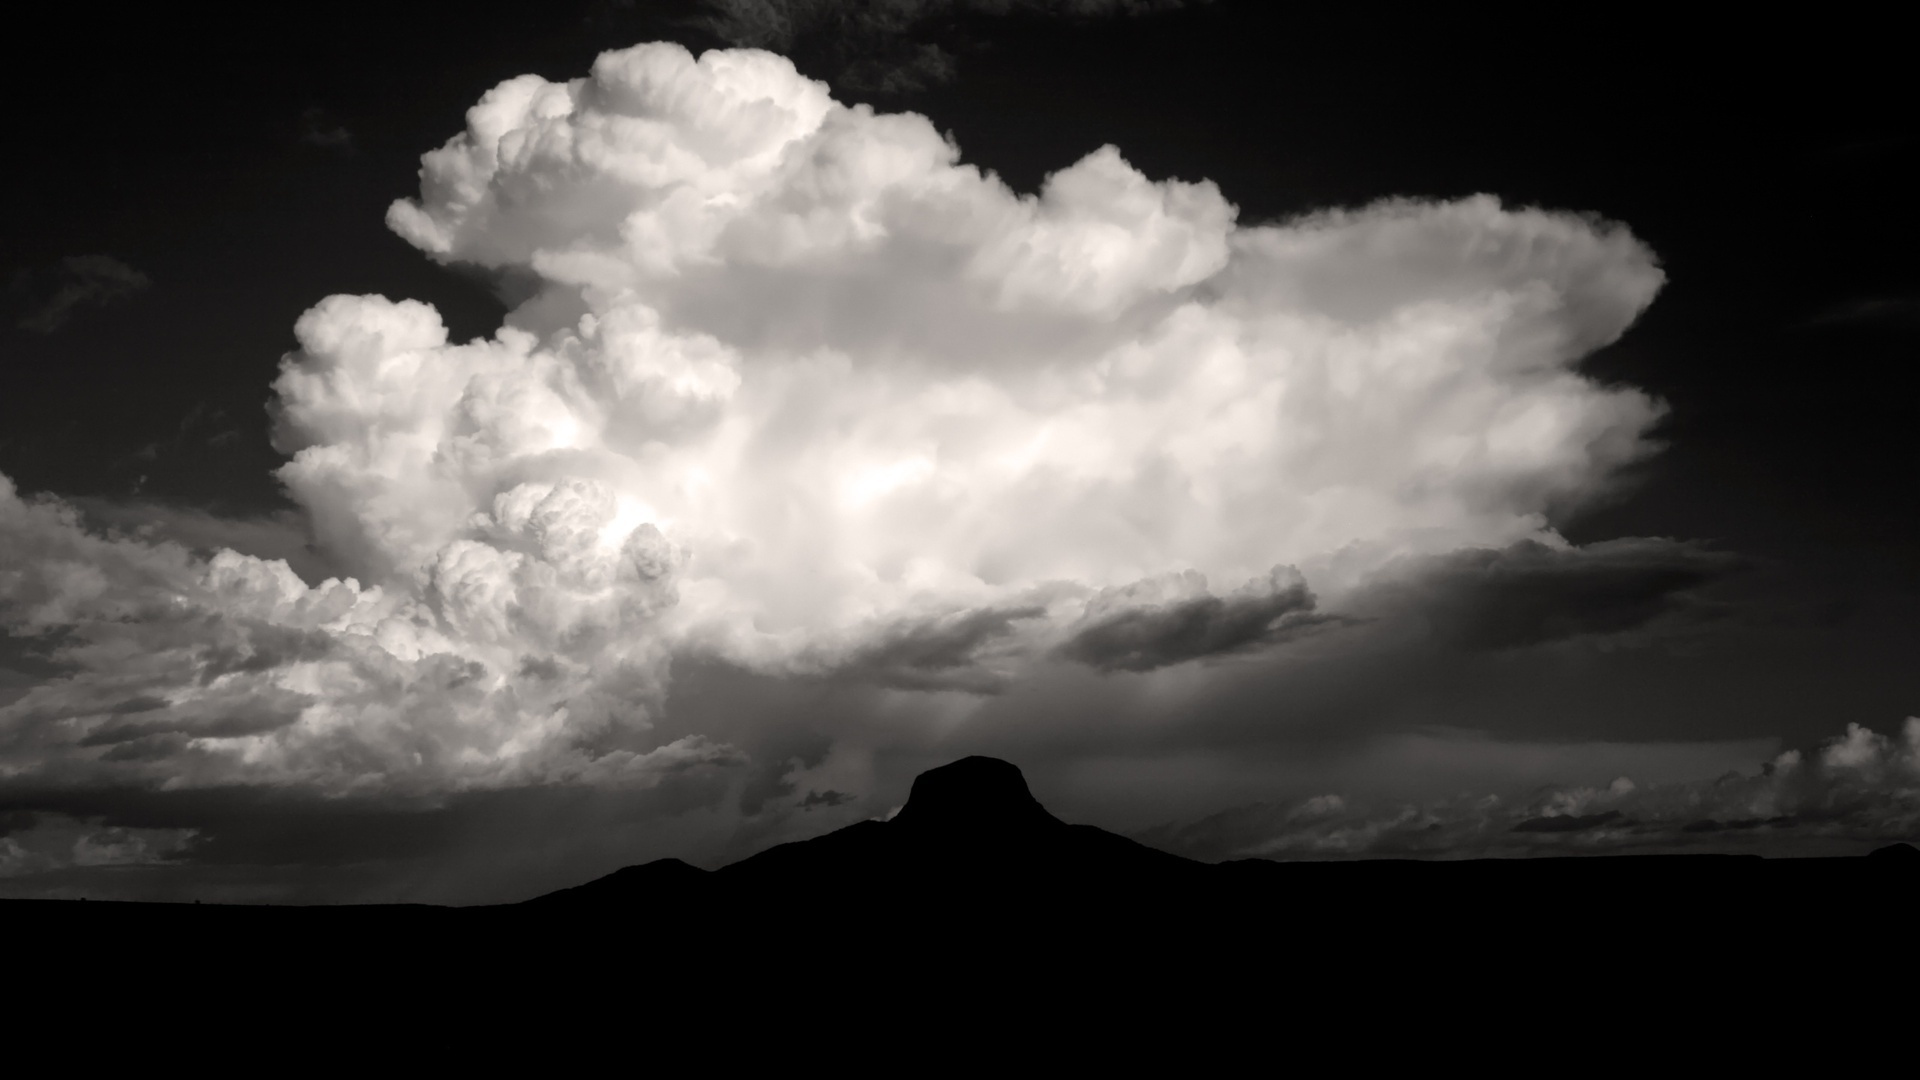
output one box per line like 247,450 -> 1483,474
888,756 -> 1056,834
528,760 -> 1920,916
529,755 -> 1198,912
5,755 -> 1918,994
9,760 -> 1918,1025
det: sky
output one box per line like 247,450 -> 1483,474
2,1 -> 1916,903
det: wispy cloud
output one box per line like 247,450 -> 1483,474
696,0 -> 1206,91
1798,294 -> 1920,332
10,255 -> 151,334
298,107 -> 355,154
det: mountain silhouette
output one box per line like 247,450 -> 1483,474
1869,841 -> 1920,861
532,756 -> 1202,922
892,755 -> 1053,832
521,755 -> 1920,949
5,755 -> 1916,1037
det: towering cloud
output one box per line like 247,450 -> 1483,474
3,44 -> 1670,817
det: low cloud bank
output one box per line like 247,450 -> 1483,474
1139,719 -> 1920,861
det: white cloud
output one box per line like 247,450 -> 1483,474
368,42 -> 1661,645
2,43 -> 1669,804
0,472 -> 710,794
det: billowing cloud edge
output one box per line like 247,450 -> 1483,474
2,42 -> 1683,817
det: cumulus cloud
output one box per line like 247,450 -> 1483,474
0,472 -> 727,794
1,43 -> 1678,859
10,255 -> 151,334
1139,719 -> 1920,861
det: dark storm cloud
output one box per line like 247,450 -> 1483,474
77,689 -> 312,747
833,604 -> 1047,691
697,0 -> 1202,91
108,696 -> 169,715
10,255 -> 151,334
800,789 -> 852,809
1057,566 -> 1326,672
1362,538 -> 1743,652
914,535 -> 1766,839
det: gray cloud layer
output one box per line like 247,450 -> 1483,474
1351,538 -> 1744,652
1058,565 -> 1326,671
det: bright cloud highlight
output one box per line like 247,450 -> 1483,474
3,42 -> 1669,798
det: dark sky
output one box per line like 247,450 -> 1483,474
2,1 -> 1915,901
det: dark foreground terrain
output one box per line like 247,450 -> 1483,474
8,757 -> 1915,1044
